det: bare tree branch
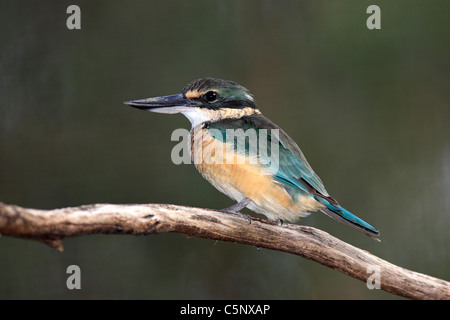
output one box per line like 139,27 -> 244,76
0,201 -> 448,300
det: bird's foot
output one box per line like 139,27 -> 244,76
221,198 -> 252,224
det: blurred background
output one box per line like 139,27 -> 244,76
0,0 -> 448,299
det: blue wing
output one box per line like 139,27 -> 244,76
206,115 -> 329,197
206,114 -> 379,238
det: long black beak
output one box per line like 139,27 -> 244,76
124,93 -> 199,113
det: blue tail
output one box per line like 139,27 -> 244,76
316,197 -> 380,240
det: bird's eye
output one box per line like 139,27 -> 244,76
204,91 -> 218,102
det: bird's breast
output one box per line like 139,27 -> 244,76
190,126 -> 272,200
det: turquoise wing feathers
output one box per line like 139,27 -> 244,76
206,114 -> 380,238
206,115 -> 329,198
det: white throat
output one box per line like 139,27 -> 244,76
181,109 -> 212,127
149,106 -> 261,128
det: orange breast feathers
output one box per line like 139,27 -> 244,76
189,126 -> 305,214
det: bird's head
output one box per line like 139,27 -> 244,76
124,78 -> 260,126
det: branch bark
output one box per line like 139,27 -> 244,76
0,202 -> 448,300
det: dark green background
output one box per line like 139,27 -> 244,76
0,1 -> 448,299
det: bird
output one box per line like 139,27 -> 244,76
124,77 -> 380,240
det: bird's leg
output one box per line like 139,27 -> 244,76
221,197 -> 252,223
222,197 -> 251,213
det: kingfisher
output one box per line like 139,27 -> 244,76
125,78 -> 380,240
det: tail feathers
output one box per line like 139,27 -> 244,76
317,199 -> 380,241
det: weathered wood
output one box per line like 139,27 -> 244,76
0,202 -> 449,300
